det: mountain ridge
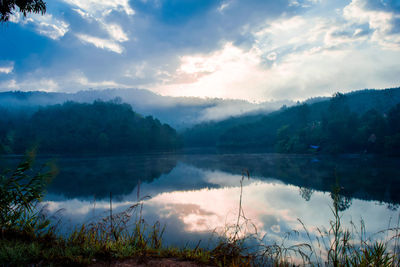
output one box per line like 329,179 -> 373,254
0,88 -> 293,129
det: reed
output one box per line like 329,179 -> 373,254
294,184 -> 400,267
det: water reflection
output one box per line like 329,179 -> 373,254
1,153 -> 399,249
180,154 -> 400,204
1,154 -> 179,198
40,161 -> 398,249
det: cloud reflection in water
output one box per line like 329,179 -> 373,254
43,164 -> 398,248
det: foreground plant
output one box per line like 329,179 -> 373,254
0,150 -> 56,234
294,184 -> 400,267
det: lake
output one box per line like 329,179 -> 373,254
1,152 -> 399,256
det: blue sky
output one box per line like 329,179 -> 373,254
0,0 -> 399,101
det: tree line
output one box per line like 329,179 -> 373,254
218,94 -> 400,155
183,88 -> 400,156
0,100 -> 182,154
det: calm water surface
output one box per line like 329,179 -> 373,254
2,153 -> 400,248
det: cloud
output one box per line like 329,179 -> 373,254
0,62 -> 14,74
147,1 -> 400,101
10,13 -> 69,40
62,0 -> 134,16
154,31 -> 400,101
69,71 -> 126,88
32,14 -> 70,40
1,0 -> 399,101
68,1 -> 130,53
0,70 -> 128,93
217,1 -> 232,13
343,0 -> 400,49
153,43 -> 268,100
76,33 -> 124,53
0,78 -> 59,92
267,52 -> 277,61
0,79 -> 18,90
103,23 -> 129,42
0,68 -> 12,74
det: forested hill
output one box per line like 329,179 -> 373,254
0,101 -> 181,154
0,89 -> 293,129
183,87 -> 400,155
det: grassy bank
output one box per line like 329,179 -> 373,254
1,154 -> 399,266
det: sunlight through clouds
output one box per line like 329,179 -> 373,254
154,43 -> 267,100
150,1 -> 400,101
1,0 -> 399,99
154,37 -> 400,101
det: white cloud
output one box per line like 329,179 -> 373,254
34,14 -> 70,40
72,5 -> 130,52
3,0 -> 399,101
8,12 -> 22,23
253,15 -> 327,56
153,43 -> 267,100
73,8 -> 91,20
218,1 -> 232,13
123,62 -> 151,79
63,0 -> 134,16
0,79 -> 18,90
0,78 -> 59,92
343,0 -> 400,49
267,52 -> 277,61
10,13 -> 69,40
68,71 -> 128,89
0,71 -> 128,93
76,34 -> 124,53
323,26 -> 369,47
343,0 -> 392,31
0,62 -> 14,74
102,23 -> 129,42
73,7 -> 129,42
289,0 -> 321,8
153,37 -> 400,101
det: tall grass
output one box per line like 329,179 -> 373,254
293,184 -> 400,267
209,172 -> 400,266
0,150 -> 56,235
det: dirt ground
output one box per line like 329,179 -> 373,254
91,258 -> 213,267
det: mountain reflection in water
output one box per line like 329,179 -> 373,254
43,165 -> 397,248
1,153 -> 399,247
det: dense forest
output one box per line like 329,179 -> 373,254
0,101 -> 181,154
1,88 -> 400,156
184,88 -> 400,156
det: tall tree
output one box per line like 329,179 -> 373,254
1,0 -> 46,22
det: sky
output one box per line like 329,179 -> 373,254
0,0 -> 400,101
